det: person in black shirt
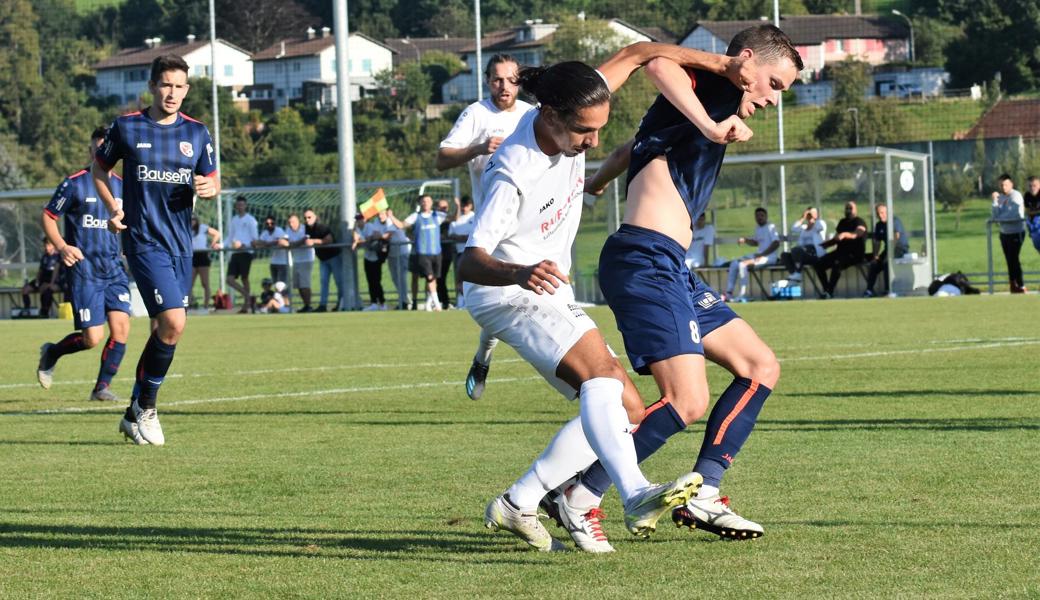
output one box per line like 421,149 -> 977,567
864,204 -> 909,297
303,209 -> 343,312
814,200 -> 867,298
22,237 -> 62,316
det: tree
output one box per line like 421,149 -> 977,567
374,63 -> 432,122
0,0 -> 41,137
419,50 -> 465,104
912,16 -> 963,68
254,108 -> 318,184
217,0 -> 319,54
704,0 -> 807,21
934,163 -> 974,230
938,0 -> 1040,93
545,17 -> 627,65
814,59 -> 908,148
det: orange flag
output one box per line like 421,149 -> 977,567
359,188 -> 388,220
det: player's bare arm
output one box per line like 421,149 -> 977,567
457,247 -> 569,295
91,161 -> 124,233
644,58 -> 753,144
40,211 -> 84,267
596,41 -> 756,93
585,139 -> 634,196
436,139 -> 502,170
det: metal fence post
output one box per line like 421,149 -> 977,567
986,219 -> 994,294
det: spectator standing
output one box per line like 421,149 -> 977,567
285,213 -> 314,312
447,196 -> 476,308
384,209 -> 412,309
863,204 -> 909,297
390,194 -> 453,311
992,174 -> 1027,293
257,213 -> 290,287
814,200 -> 867,298
358,211 -> 391,310
780,206 -> 827,280
1024,176 -> 1040,256
684,213 -> 715,269
723,207 -> 780,301
436,198 -> 456,309
304,209 -> 343,312
226,196 -> 258,313
21,238 -> 62,317
190,215 -> 221,310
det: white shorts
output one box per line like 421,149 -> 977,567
466,283 -> 597,399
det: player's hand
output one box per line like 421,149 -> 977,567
210,241 -> 221,249
107,209 -> 126,233
584,177 -> 609,197
737,237 -> 746,245
991,191 -> 1000,204
720,116 -> 753,143
483,136 -> 505,155
194,175 -> 217,198
723,55 -> 757,93
59,244 -> 84,267
517,260 -> 569,295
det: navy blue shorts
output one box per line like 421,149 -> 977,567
127,249 -> 191,317
599,224 -> 738,375
70,269 -> 131,329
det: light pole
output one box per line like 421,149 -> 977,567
400,38 -> 420,63
846,107 -> 860,147
891,9 -> 914,63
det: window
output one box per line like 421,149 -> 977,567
276,89 -> 284,98
291,87 -> 301,97
276,63 -> 284,73
835,39 -> 844,53
362,59 -> 372,73
224,65 -> 234,77
348,59 -> 353,72
293,61 -> 301,72
194,65 -> 203,75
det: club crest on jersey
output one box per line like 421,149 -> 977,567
179,141 -> 194,158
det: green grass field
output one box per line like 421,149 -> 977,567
1,296 -> 1038,597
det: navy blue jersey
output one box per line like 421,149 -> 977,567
37,252 -> 61,283
628,69 -> 742,225
44,168 -> 125,280
96,110 -> 217,257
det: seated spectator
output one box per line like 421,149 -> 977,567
724,207 -> 780,302
992,174 -> 1027,293
684,213 -> 715,269
22,237 -> 62,317
781,206 -> 827,280
864,204 -> 909,297
814,200 -> 867,299
257,278 -> 289,314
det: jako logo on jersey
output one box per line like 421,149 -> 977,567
82,214 -> 108,229
53,196 -> 67,212
179,142 -> 194,158
118,293 -> 130,303
697,293 -> 721,310
539,198 -> 555,213
137,165 -> 192,185
86,196 -> 97,203
136,142 -> 152,149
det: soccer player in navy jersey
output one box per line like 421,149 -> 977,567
36,127 -> 132,405
548,25 -> 803,542
92,54 -> 220,446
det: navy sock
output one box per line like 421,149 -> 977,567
134,334 -> 176,409
580,400 -> 687,497
693,377 -> 772,488
45,332 -> 88,367
94,338 -> 126,391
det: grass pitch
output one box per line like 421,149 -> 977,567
1,296 -> 1038,598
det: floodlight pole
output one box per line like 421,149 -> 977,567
333,0 -> 360,310
208,0 -> 226,293
774,0 -> 789,245
891,10 -> 914,63
474,0 -> 483,102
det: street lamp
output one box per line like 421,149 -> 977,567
400,38 -> 420,62
891,9 -> 914,63
846,107 -> 860,147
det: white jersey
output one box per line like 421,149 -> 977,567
686,224 -> 715,268
191,223 -> 211,251
440,98 -> 534,207
751,222 -> 780,262
467,110 -> 585,278
448,211 -> 476,254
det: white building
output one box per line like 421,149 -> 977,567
252,28 -> 396,111
442,18 -> 660,104
92,35 -> 253,106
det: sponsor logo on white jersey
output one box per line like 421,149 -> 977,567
179,141 -> 194,158
82,214 -> 108,229
137,142 -> 152,149
137,165 -> 192,185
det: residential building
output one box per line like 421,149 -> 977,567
252,27 -> 396,111
441,18 -> 661,103
93,35 -> 253,106
383,36 -> 471,67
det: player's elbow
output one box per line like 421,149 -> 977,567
644,56 -> 671,78
457,250 -> 477,283
434,151 -> 453,172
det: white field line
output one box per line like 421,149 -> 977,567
4,338 -> 1039,416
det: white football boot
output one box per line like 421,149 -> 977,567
673,492 -> 764,540
485,495 -> 565,552
118,417 -> 150,445
131,399 -> 165,446
37,343 -> 55,389
623,471 -> 702,538
555,488 -> 614,553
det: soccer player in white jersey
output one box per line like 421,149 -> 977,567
459,42 -> 759,552
436,54 -> 533,400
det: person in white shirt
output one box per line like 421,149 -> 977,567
357,211 -> 391,310
447,196 -> 476,308
685,213 -> 715,269
256,214 -> 290,301
437,54 -> 534,397
991,173 -> 1027,293
226,196 -> 258,313
285,213 -> 314,312
458,43 -> 740,553
780,205 -> 827,280
190,215 -> 221,310
724,207 -> 780,301
383,212 -> 412,310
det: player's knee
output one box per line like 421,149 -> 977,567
81,330 -> 103,349
748,348 -> 780,389
668,392 -> 708,424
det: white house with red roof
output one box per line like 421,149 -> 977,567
92,35 -> 253,106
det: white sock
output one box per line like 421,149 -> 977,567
697,484 -> 720,499
506,417 -> 598,509
578,377 -> 649,505
475,328 -> 498,365
566,481 -> 603,510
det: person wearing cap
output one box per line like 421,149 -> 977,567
257,278 -> 289,314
